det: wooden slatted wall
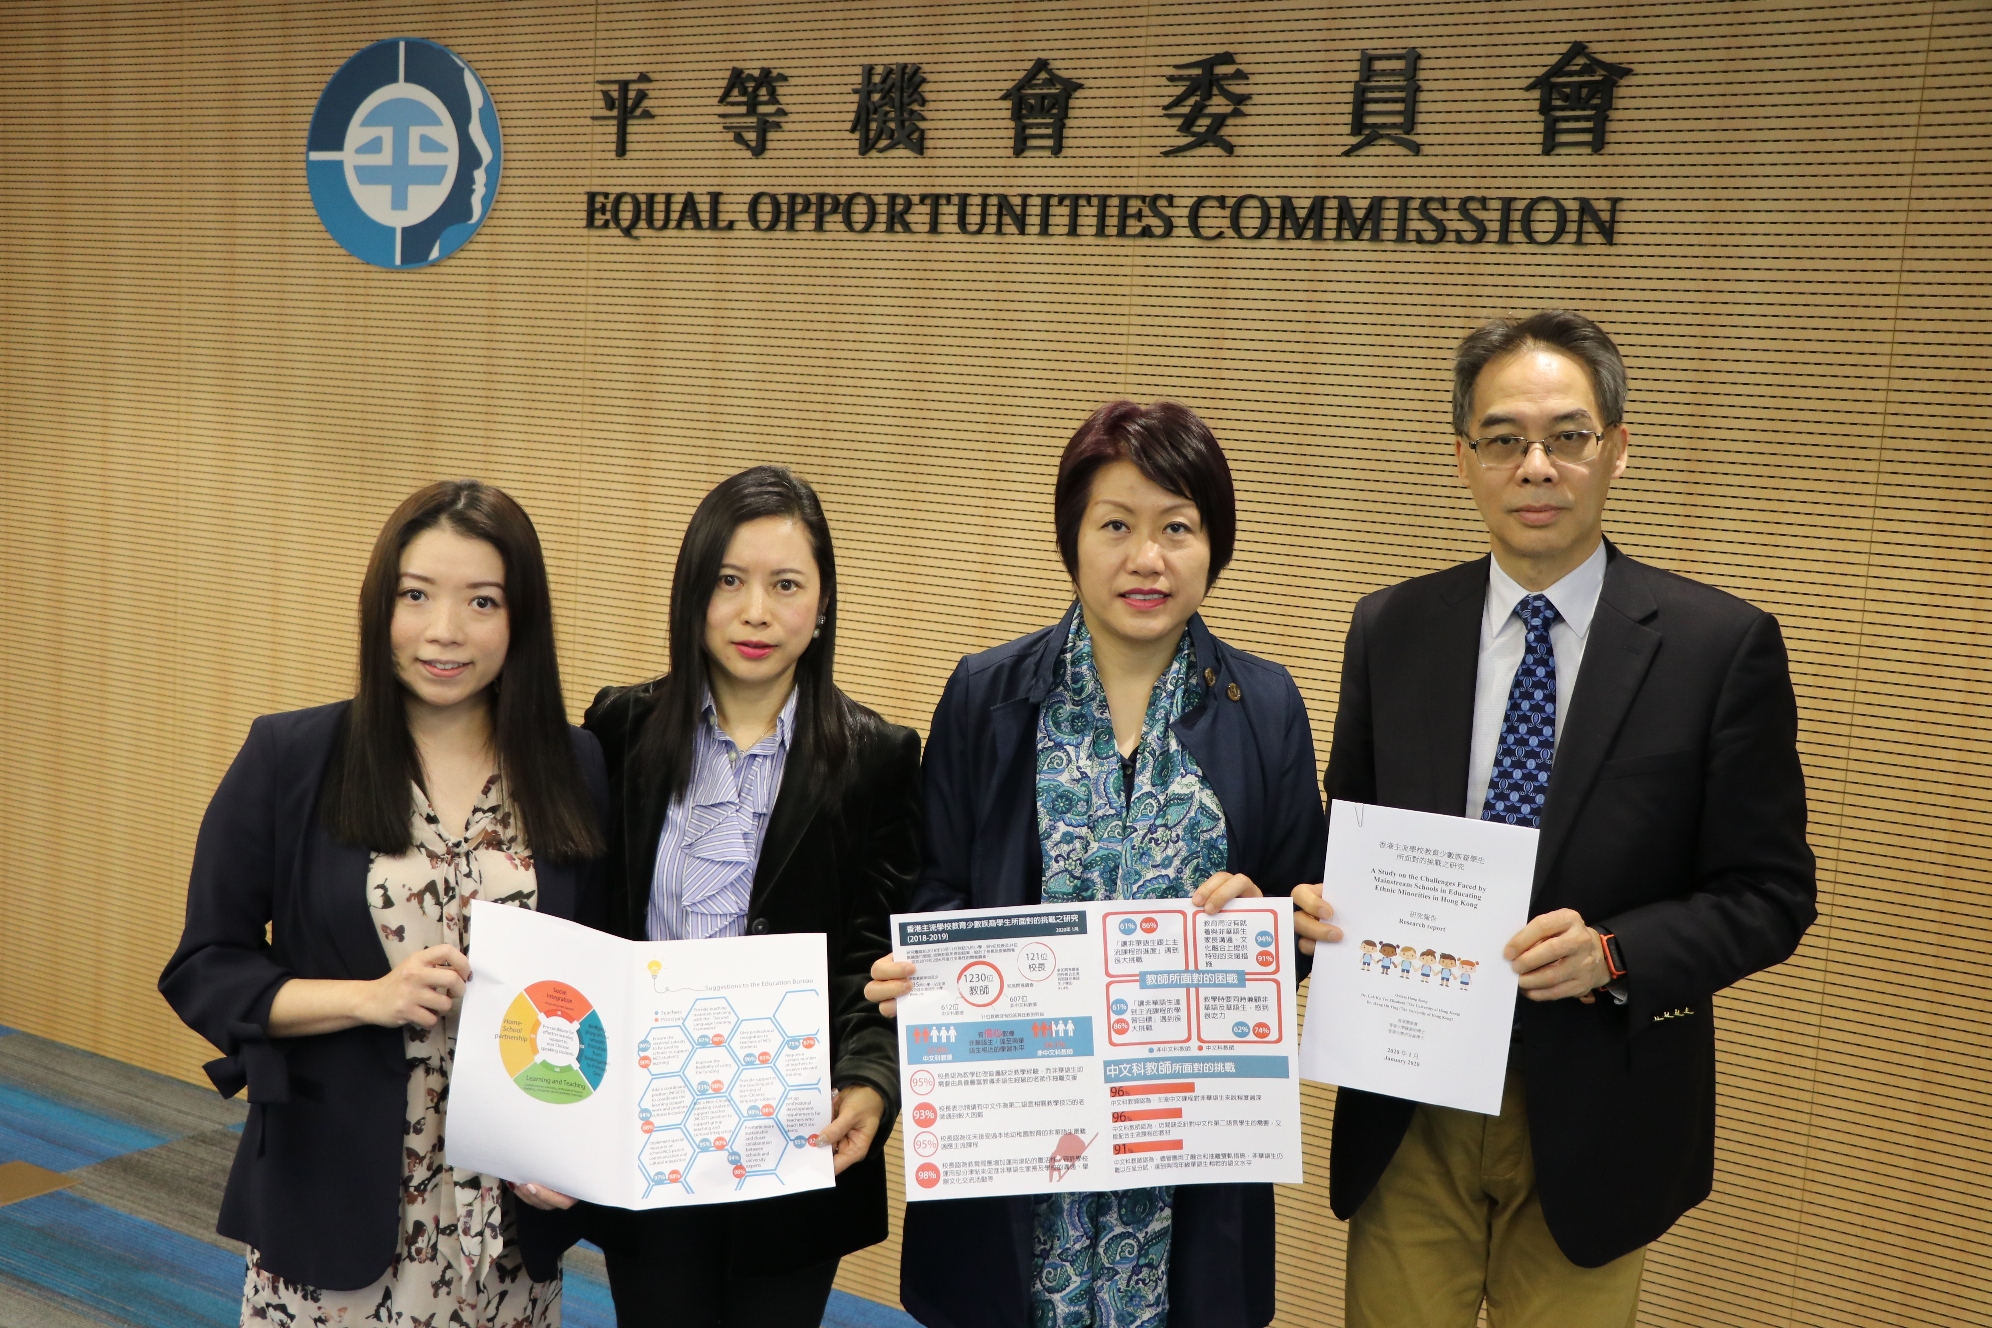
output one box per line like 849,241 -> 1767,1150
0,2 -> 1985,1324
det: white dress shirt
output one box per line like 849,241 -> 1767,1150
1465,541 -> 1608,820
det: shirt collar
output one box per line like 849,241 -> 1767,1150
1484,539 -> 1608,640
699,685 -> 799,755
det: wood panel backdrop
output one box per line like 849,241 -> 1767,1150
1,1 -> 1985,1325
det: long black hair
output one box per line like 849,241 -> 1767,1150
320,480 -> 604,862
638,465 -> 860,805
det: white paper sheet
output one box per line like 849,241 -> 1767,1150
447,902 -> 836,1208
890,898 -> 1302,1201
1298,801 -> 1538,1115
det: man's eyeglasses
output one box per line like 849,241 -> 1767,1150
1464,429 -> 1613,468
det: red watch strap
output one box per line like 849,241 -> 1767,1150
1597,930 -> 1627,981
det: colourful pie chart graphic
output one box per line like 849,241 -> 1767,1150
499,980 -> 608,1104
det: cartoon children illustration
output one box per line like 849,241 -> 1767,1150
1458,958 -> 1477,989
1419,948 -> 1437,982
1438,953 -> 1456,987
1400,947 -> 1414,979
1378,942 -> 1397,977
1361,940 -> 1378,971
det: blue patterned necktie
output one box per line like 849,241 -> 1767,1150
1482,593 -> 1561,827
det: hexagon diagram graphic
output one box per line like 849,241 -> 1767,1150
634,986 -> 831,1198
636,1024 -> 692,1075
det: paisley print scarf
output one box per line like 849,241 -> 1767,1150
1030,615 -> 1229,1328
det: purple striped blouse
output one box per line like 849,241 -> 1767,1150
645,688 -> 797,942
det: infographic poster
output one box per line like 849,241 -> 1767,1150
890,898 -> 1302,1202
448,903 -> 837,1209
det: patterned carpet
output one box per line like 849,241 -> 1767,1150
0,1027 -> 914,1328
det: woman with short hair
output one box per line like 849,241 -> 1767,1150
870,401 -> 1327,1328
562,464 -> 921,1328
160,479 -> 607,1327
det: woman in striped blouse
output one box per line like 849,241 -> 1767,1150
524,464 -> 920,1328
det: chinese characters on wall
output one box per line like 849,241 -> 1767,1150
999,59 -> 1082,156
850,63 -> 927,154
591,45 -> 1634,159
1162,53 -> 1251,155
1345,50 -> 1421,155
718,68 -> 787,156
1526,42 -> 1633,155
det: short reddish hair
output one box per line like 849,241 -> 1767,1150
1053,400 -> 1236,587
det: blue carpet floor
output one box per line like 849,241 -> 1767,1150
0,1189 -> 243,1328
0,1025 -> 917,1328
0,1081 -> 168,1172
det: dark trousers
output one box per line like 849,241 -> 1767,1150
587,1206 -> 841,1328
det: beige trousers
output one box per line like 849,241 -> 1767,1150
1345,1068 -> 1646,1328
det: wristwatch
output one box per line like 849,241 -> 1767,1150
1597,930 -> 1628,982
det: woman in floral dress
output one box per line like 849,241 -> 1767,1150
161,481 -> 608,1327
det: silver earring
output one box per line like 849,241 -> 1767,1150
814,615 -> 824,640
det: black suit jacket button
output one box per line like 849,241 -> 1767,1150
1226,682 -> 1242,702
750,918 -> 770,935
1204,667 -> 1217,687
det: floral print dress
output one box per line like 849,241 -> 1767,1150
242,776 -> 561,1328
1031,618 -> 1230,1328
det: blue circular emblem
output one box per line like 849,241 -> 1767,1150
1118,918 -> 1137,936
1110,999 -> 1129,1016
1231,1021 -> 1252,1039
306,38 -> 502,268
1255,930 -> 1275,948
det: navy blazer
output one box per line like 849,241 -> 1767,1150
157,701 -> 609,1291
1324,546 -> 1817,1266
901,606 -> 1326,1328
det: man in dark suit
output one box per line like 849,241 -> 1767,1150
1293,311 -> 1817,1326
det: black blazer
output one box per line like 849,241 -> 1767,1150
1324,545 -> 1817,1267
576,679 -> 920,1271
900,606 -> 1327,1328
157,701 -> 610,1291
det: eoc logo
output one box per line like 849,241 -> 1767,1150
305,39 -> 502,268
